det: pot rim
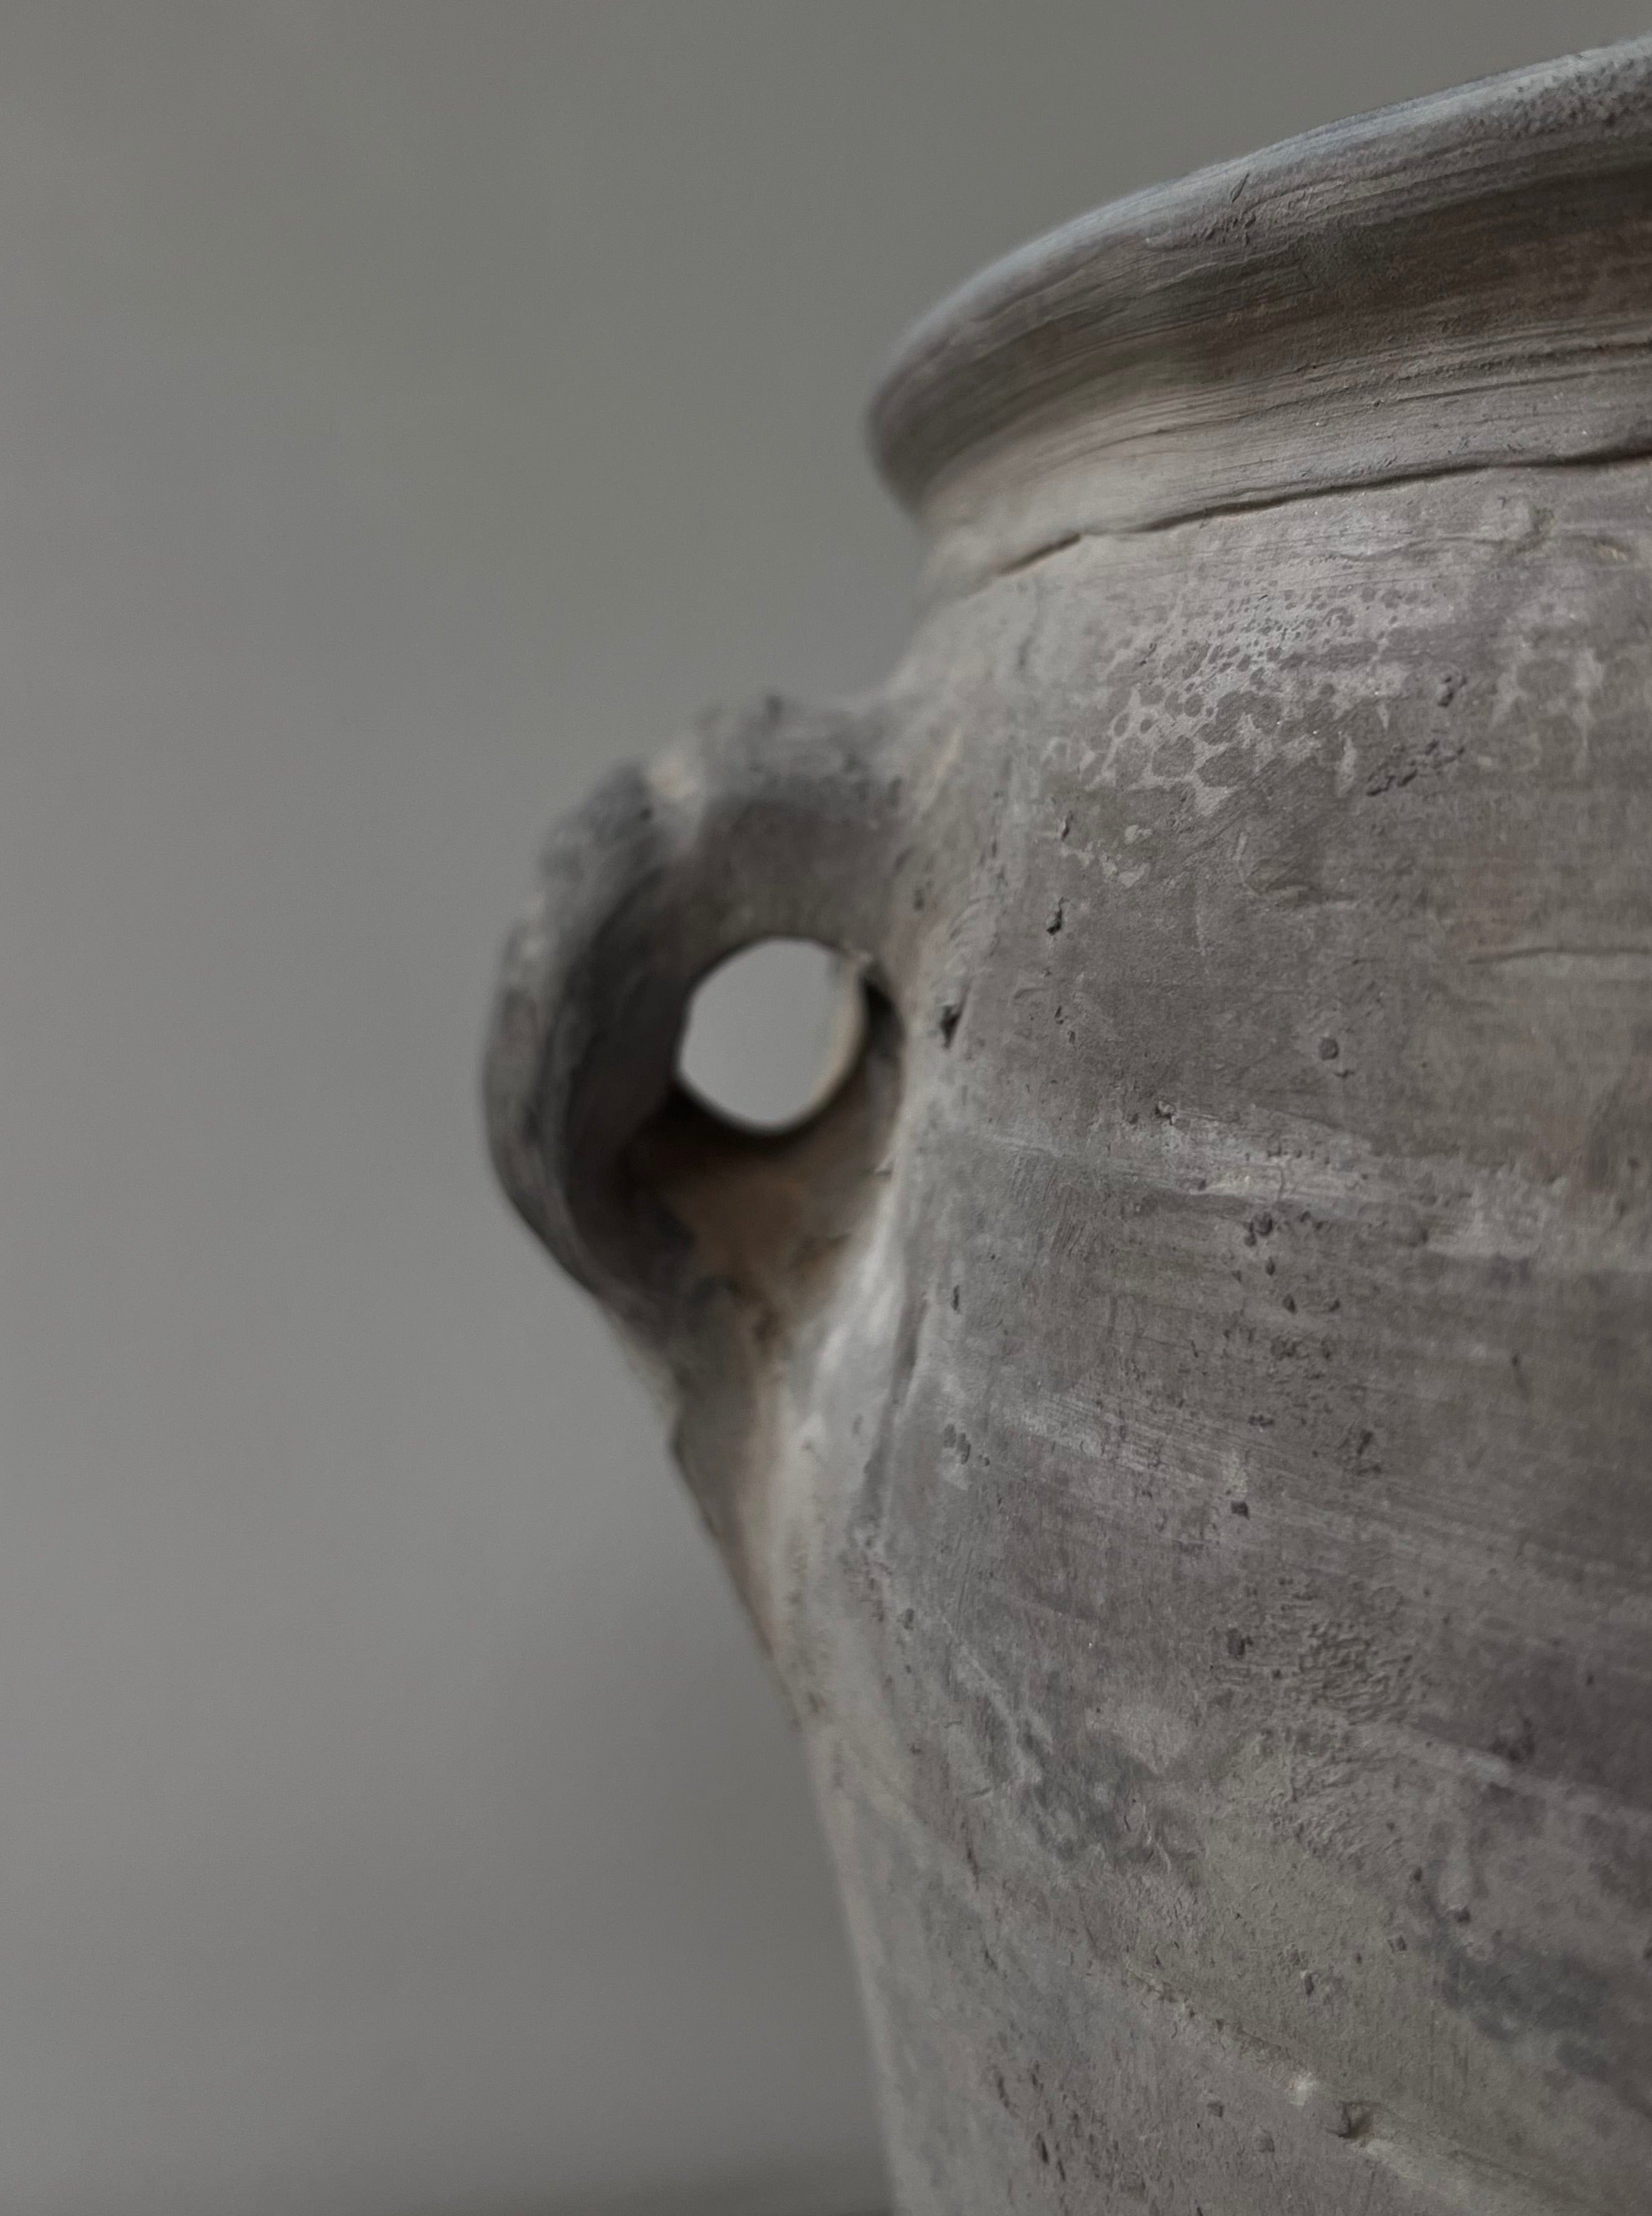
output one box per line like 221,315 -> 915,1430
870,38 -> 1652,533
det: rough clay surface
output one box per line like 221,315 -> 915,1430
488,48 -> 1652,2216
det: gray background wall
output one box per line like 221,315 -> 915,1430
0,5 -> 1643,2212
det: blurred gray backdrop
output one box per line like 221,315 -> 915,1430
0,4 -> 1644,2212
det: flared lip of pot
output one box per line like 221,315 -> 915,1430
869,37 -> 1652,546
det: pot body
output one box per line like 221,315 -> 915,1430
783,464 -> 1652,2213
488,48 -> 1652,2216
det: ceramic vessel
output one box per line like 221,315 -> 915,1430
487,45 -> 1652,2214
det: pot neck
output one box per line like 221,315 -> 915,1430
871,39 -> 1652,595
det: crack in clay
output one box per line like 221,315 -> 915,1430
981,441 -> 1652,586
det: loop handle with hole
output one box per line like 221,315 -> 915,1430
484,694 -> 901,1433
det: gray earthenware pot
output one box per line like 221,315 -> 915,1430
487,43 -> 1652,2215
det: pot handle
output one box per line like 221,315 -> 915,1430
484,692 -> 901,1393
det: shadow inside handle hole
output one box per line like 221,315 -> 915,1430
625,944 -> 901,1325
676,938 -> 869,1135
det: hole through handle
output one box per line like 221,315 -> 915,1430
677,938 -> 868,1135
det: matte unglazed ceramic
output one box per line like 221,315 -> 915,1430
487,44 -> 1652,2215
